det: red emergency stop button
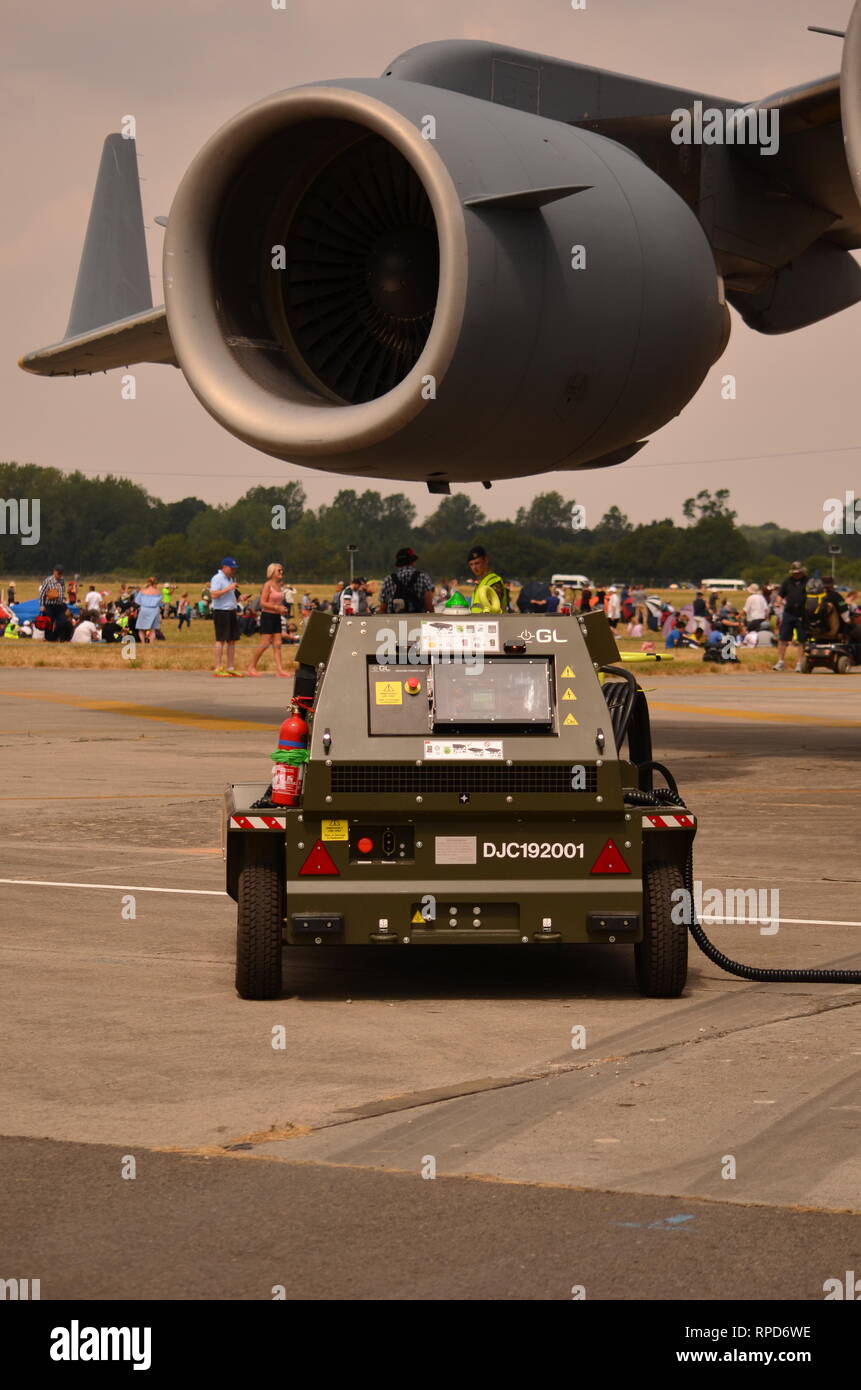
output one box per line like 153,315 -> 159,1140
406,677 -> 421,694
357,837 -> 374,854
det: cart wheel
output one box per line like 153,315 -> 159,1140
836,654 -> 851,674
635,861 -> 688,998
235,855 -> 284,999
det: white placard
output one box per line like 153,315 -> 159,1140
435,836 -> 477,865
420,620 -> 500,654
424,740 -> 504,761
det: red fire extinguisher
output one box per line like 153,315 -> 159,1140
271,708 -> 309,806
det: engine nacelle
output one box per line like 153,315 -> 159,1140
164,78 -> 727,484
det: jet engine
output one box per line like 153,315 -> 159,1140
163,78 -> 728,484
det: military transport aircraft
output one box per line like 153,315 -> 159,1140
18,10 -> 861,492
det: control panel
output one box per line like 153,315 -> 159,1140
348,824 -> 415,863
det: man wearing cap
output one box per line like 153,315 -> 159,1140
210,557 -> 243,677
378,548 -> 434,614
38,564 -> 68,642
774,561 -> 808,671
467,546 -> 507,614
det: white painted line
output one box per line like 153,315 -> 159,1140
701,915 -> 861,928
0,878 -> 226,897
0,883 -> 857,925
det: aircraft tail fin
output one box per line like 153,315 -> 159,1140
20,133 -> 176,376
64,133 -> 153,336
66,133 -> 152,336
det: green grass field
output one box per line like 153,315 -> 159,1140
1,580 -> 789,674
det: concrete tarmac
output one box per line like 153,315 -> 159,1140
0,668 -> 859,1300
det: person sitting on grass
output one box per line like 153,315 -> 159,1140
664,615 -> 691,649
70,611 -> 102,643
101,608 -> 123,643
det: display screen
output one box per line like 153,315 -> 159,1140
432,659 -> 552,725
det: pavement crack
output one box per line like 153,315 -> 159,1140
309,994 -> 861,1132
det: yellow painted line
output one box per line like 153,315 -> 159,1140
0,795 -> 216,806
694,788 -> 861,796
0,688 -> 271,732
650,700 -> 861,728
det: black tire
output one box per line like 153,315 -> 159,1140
235,856 -> 284,999
836,654 -> 850,674
635,861 -> 688,998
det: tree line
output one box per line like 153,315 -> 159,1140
1,463 -> 859,586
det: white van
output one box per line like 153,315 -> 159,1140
551,573 -> 591,589
700,578 -> 747,592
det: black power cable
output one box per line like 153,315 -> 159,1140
684,850 -> 861,983
633,766 -> 861,983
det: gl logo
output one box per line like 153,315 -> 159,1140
519,629 -> 568,644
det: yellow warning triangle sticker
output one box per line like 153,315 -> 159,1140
561,665 -> 575,678
562,688 -> 576,700
563,713 -> 578,726
411,910 -> 424,925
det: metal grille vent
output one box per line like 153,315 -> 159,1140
329,764 -> 598,794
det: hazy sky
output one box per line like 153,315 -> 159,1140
2,0 -> 858,531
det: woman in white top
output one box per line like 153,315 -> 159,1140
246,564 -> 290,677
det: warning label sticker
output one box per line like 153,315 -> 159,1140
562,688 -> 577,701
424,740 -> 504,760
561,665 -> 575,678
563,713 -> 578,726
375,680 -> 403,705
435,836 -> 477,865
321,819 -> 349,841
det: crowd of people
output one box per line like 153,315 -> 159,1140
629,567 -> 860,670
1,553 -> 858,673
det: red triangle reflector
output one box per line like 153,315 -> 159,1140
299,840 -> 340,876
590,838 -> 630,875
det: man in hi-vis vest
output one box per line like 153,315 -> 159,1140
467,545 -> 507,614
